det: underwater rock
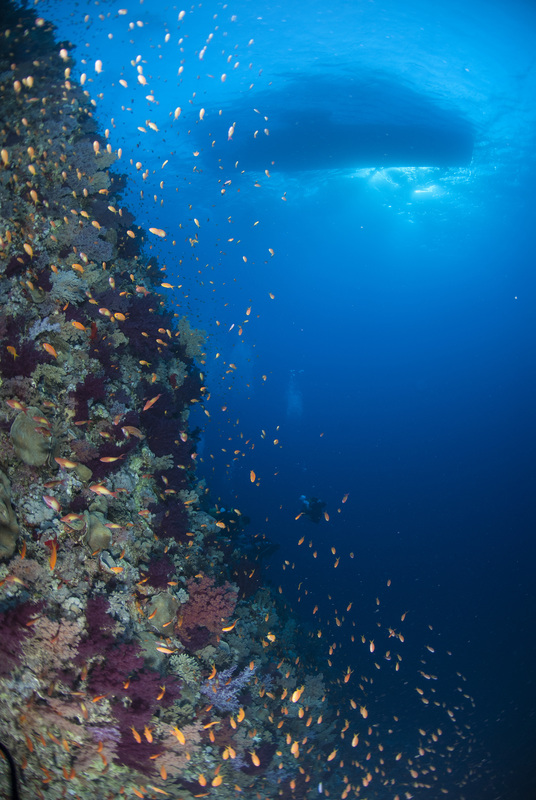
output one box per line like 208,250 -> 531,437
85,512 -> 112,552
146,592 -> 179,634
0,470 -> 19,560
10,407 -> 51,466
75,463 -> 92,483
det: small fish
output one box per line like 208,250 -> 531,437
32,415 -> 50,426
49,542 -> 57,571
0,575 -> 27,589
131,726 -> 142,744
43,495 -> 61,513
143,726 -> 153,743
5,398 -> 27,412
54,457 -> 78,469
99,455 -> 125,463
249,470 -> 256,483
42,343 -> 58,358
172,727 -> 185,744
291,686 -> 304,703
222,620 -> 238,632
143,394 -> 162,411
149,227 -> 166,238
71,321 -> 87,331
156,646 -> 176,654
89,483 -> 117,497
121,425 -> 145,439
34,426 -> 52,437
6,346 -> 18,359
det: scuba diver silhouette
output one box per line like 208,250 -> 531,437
299,495 -> 326,523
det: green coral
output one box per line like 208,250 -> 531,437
177,316 -> 206,359
169,652 -> 201,686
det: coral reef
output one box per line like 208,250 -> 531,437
9,407 -> 52,466
0,5 -> 342,799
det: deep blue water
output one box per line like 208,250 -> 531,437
39,0 -> 536,796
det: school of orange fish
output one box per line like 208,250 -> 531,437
0,3 -> 484,799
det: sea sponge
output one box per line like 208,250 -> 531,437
10,407 -> 51,466
146,592 -> 179,634
0,470 -> 19,560
85,513 -> 112,552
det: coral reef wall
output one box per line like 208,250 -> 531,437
0,4 -> 338,799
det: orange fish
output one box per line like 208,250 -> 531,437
71,321 -> 87,331
54,457 -> 78,469
89,483 -> 117,497
99,455 -> 125,463
49,542 -> 57,571
42,343 -> 58,358
5,398 -> 26,412
131,726 -> 142,743
172,727 -> 185,744
34,426 -> 52,437
6,346 -> 18,359
121,425 -> 145,439
43,495 -> 61,513
143,394 -> 162,411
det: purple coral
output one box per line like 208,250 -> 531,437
200,664 -> 256,712
145,554 -> 174,589
177,575 -> 237,649
0,601 -> 42,676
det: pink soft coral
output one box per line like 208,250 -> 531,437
178,575 -> 237,646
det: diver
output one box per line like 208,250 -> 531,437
299,495 -> 326,523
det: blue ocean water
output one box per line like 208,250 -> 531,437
35,0 -> 536,797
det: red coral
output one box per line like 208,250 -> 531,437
178,575 -> 237,646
